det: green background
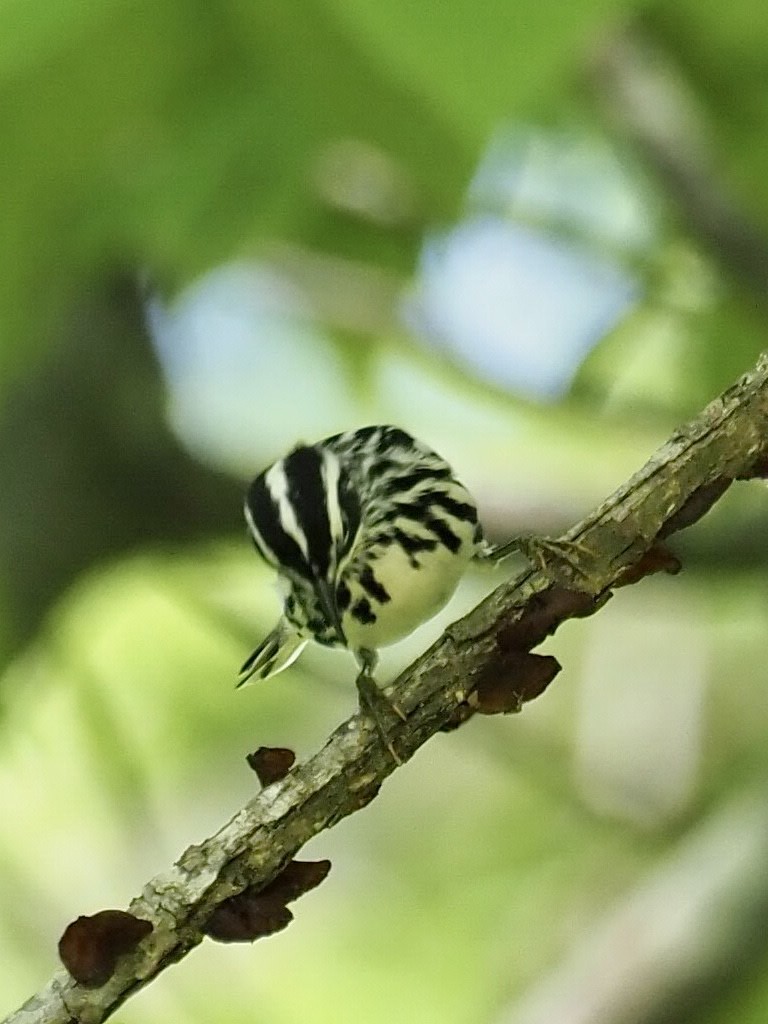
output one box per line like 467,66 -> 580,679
1,1 -> 768,1021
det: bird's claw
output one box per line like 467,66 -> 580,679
355,671 -> 405,764
481,533 -> 594,581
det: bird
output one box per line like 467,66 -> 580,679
239,424 -> 502,760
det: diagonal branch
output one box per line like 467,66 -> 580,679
6,352 -> 768,1024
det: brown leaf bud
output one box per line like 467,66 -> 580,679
260,859 -> 332,904
658,478 -> 732,538
58,910 -> 152,987
204,896 -> 292,943
615,542 -> 682,587
246,747 -> 296,786
204,860 -> 331,944
473,652 -> 561,714
736,452 -> 768,479
498,586 -> 596,652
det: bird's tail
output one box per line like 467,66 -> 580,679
237,618 -> 308,687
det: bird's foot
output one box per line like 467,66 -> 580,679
480,533 -> 595,582
355,670 -> 405,765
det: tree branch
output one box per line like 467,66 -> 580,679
5,352 -> 768,1024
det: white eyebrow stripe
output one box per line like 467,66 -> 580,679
321,452 -> 344,546
265,461 -> 309,560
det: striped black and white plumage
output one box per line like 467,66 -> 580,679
239,427 -> 484,719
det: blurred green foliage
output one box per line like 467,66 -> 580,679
2,0 -> 644,370
1,1 -> 768,1023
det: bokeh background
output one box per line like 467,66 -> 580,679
2,2 -> 768,1022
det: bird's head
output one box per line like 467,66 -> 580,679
244,441 -> 361,643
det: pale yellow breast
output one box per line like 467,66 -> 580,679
341,529 -> 475,650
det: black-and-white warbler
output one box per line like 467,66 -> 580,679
239,425 -> 503,758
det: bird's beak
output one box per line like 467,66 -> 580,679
314,578 -> 346,645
